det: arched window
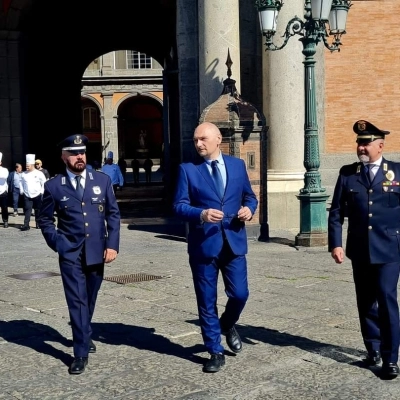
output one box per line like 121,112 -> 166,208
83,107 -> 99,130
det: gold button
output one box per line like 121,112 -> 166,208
368,226 -> 372,230
82,202 -> 85,206
368,213 -> 372,217
83,212 -> 87,216
369,201 -> 373,205
391,189 -> 394,192
85,223 -> 88,226
369,189 -> 373,193
86,233 -> 89,237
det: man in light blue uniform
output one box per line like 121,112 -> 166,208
101,151 -> 124,193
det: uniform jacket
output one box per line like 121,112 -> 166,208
173,155 -> 258,258
328,158 -> 400,264
38,169 -> 120,266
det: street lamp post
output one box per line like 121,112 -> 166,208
255,0 -> 351,246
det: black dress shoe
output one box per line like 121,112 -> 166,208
203,354 -> 225,373
363,350 -> 381,366
20,225 -> 30,231
223,326 -> 242,353
69,357 -> 88,374
381,362 -> 399,379
89,339 -> 96,354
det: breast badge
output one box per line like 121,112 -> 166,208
93,186 -> 101,195
386,170 -> 395,181
98,205 -> 104,212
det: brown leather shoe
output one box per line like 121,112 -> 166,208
69,357 -> 88,374
203,354 -> 225,373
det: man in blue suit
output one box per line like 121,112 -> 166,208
328,120 -> 400,380
173,122 -> 258,373
38,134 -> 120,375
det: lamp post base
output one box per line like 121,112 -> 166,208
295,192 -> 330,247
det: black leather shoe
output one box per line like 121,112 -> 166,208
89,339 -> 96,354
203,354 -> 225,373
363,350 -> 381,366
4,222 -> 8,228
20,225 -> 30,231
69,357 -> 88,374
381,362 -> 399,379
223,326 -> 242,353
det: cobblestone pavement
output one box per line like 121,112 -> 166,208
0,212 -> 399,399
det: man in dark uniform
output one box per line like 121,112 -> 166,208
38,134 -> 120,375
328,120 -> 400,379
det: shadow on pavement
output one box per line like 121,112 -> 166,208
92,322 -> 205,364
0,320 -> 73,366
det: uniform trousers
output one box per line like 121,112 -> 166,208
352,260 -> 400,363
0,192 -> 8,222
189,241 -> 249,354
59,248 -> 104,357
23,194 -> 42,226
12,187 -> 22,211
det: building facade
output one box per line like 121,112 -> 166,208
0,0 -> 399,237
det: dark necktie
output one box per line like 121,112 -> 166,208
75,175 -> 84,199
211,160 -> 224,198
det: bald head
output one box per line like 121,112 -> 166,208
193,122 -> 222,160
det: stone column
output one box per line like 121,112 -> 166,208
0,33 -> 23,167
198,0 -> 241,112
262,0 -> 306,230
101,92 -> 118,162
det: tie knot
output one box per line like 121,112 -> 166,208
211,160 -> 218,167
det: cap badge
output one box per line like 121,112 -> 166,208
358,121 -> 366,131
386,170 -> 395,181
74,136 -> 82,145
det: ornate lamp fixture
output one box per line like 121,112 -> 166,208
255,0 -> 352,246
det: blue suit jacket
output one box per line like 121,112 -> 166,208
173,155 -> 258,258
328,158 -> 400,264
38,170 -> 120,266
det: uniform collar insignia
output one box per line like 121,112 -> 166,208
61,176 -> 66,185
88,172 -> 94,180
356,165 -> 361,173
383,163 -> 388,171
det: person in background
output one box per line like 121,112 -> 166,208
20,154 -> 46,231
143,157 -> 153,184
7,163 -> 23,216
131,158 -> 140,186
173,122 -> 258,373
38,134 -> 120,375
329,120 -> 400,380
117,156 -> 127,186
35,159 -> 50,180
101,151 -> 124,193
0,152 -> 9,228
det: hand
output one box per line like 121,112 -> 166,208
237,206 -> 252,221
331,247 -> 345,264
104,248 -> 117,263
201,208 -> 224,223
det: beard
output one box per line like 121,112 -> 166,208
358,154 -> 370,163
66,159 -> 86,173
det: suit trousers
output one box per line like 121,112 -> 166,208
189,241 -> 249,354
59,247 -> 104,357
352,260 -> 400,363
